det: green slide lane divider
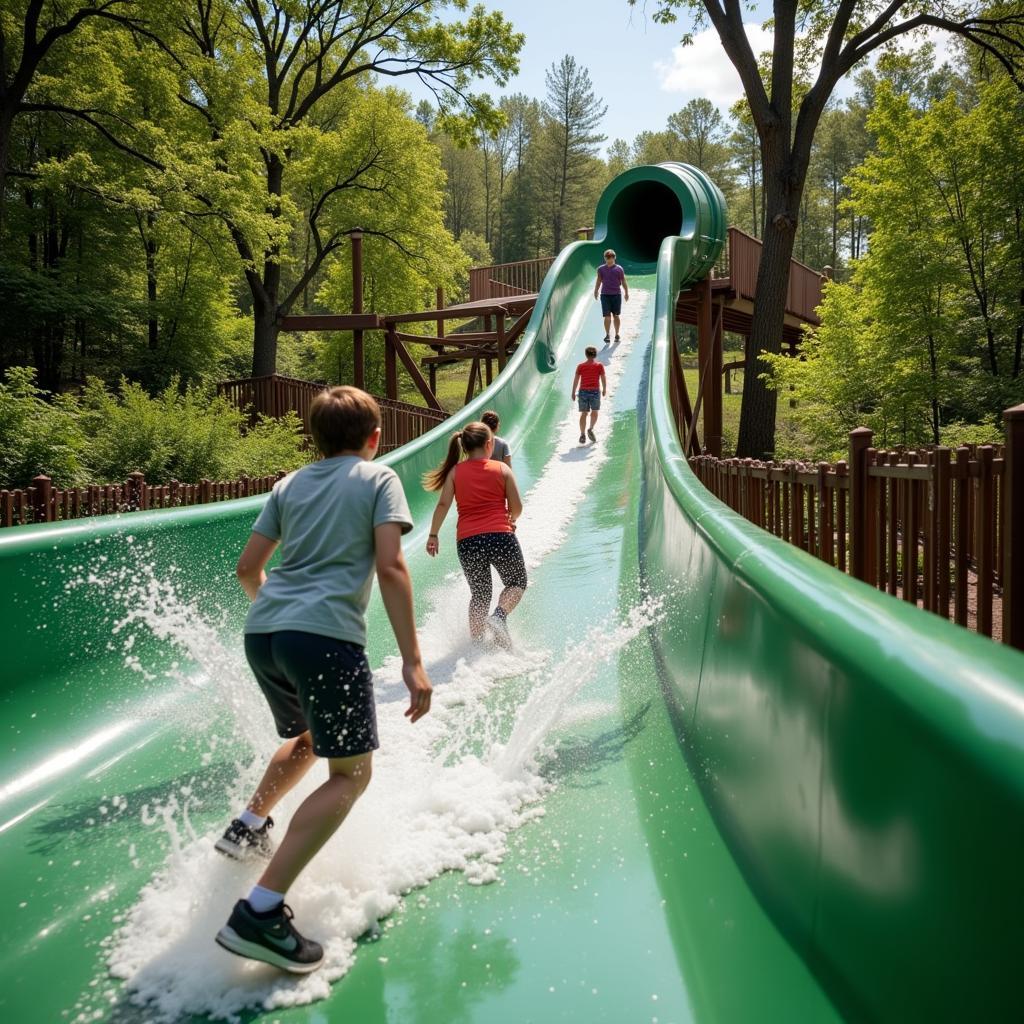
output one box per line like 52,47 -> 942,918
0,163 -> 1020,1022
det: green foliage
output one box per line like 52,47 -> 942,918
768,71 -> 1024,461
78,378 -> 308,483
0,367 -> 85,488
0,369 -> 308,489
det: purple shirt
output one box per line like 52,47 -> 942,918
597,263 -> 625,295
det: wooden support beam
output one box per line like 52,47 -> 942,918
464,358 -> 480,406
351,229 -> 365,390
388,330 -> 444,411
280,313 -> 381,331
504,307 -> 532,349
421,347 -> 497,365
395,331 -> 499,347
384,326 -> 399,400
486,358 -> 493,385
383,304 -> 512,326
496,314 -> 507,370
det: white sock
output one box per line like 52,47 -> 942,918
247,884 -> 285,914
239,809 -> 267,830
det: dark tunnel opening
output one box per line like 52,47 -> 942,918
605,181 -> 684,264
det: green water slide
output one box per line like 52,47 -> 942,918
2,164 -> 1023,1024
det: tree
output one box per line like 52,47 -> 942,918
667,97 -> 730,177
634,0 -> 1024,457
767,72 -> 1024,458
142,0 -> 523,376
0,0 -> 147,232
538,55 -> 606,252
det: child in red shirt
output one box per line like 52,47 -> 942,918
571,346 -> 607,444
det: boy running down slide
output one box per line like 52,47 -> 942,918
214,386 -> 432,974
572,346 -> 607,444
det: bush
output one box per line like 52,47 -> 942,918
0,368 -> 310,489
0,367 -> 86,488
79,377 -> 310,483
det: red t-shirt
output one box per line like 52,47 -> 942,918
576,360 -> 605,391
453,459 -> 512,541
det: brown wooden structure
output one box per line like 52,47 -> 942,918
687,404 -> 1024,650
471,230 -> 827,459
216,374 -> 448,450
1,471 -> 287,528
675,227 -> 826,458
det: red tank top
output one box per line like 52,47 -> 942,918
453,459 -> 511,540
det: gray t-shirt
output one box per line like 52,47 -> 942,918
492,435 -> 511,463
244,456 -> 413,647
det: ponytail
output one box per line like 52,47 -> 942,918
423,422 -> 493,491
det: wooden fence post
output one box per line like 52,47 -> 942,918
1003,404 -> 1024,649
128,471 -> 146,511
31,474 -> 52,523
849,427 -> 873,582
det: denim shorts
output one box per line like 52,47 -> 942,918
600,294 -> 622,316
244,631 -> 378,758
578,388 -> 601,412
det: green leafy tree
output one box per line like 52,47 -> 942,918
537,55 -> 606,252
633,0 -> 1024,457
136,0 -> 522,377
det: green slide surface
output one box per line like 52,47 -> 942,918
1,164 -> 1022,1024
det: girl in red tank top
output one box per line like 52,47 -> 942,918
424,422 -> 528,647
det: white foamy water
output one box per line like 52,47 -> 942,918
78,292 -> 656,1022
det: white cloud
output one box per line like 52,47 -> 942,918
655,21 -> 773,109
656,20 -> 961,113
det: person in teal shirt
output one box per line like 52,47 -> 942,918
213,386 -> 432,974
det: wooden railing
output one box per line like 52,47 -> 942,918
724,227 -> 825,324
217,374 -> 448,442
689,405 -> 1024,649
1,471 -> 286,528
468,257 -> 555,302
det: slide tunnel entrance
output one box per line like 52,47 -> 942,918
603,180 -> 684,264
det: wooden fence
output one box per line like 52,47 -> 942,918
468,257 -> 555,302
1,471 -> 286,528
689,404 -> 1024,649
216,375 -> 448,446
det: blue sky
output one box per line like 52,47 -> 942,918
401,1 -> 954,155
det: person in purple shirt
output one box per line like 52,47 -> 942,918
593,248 -> 629,343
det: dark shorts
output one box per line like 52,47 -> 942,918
457,532 -> 528,612
578,388 -> 601,412
600,293 -> 622,316
244,631 -> 378,759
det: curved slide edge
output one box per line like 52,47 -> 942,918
640,232 -> 1024,1022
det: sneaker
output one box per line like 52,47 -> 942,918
579,433 -> 586,444
602,335 -> 610,343
587,428 -> 597,442
487,613 -> 512,650
216,899 -> 324,974
614,334 -> 621,342
215,817 -> 275,861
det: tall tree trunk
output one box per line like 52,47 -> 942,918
736,172 -> 801,458
252,293 -> 279,377
250,155 -> 285,376
143,212 -> 159,350
0,102 -> 16,236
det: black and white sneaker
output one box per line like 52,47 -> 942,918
587,428 -> 597,442
216,899 -> 324,974
215,817 -> 275,861
579,433 -> 586,444
602,335 -> 610,343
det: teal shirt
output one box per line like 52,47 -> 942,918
244,456 -> 413,647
